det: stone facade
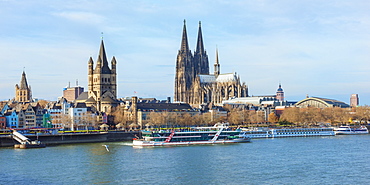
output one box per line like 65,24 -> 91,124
174,20 -> 248,107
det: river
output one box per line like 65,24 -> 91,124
1,135 -> 369,185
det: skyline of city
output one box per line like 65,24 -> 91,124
1,1 -> 370,105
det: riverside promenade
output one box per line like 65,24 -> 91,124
0,131 -> 140,147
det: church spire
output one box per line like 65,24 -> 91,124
20,70 -> 29,89
99,39 -> 108,63
98,39 -> 111,74
214,47 -> 220,77
180,19 -> 190,52
195,21 -> 204,54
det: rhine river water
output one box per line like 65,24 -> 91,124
1,135 -> 370,185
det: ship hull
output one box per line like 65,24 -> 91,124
133,138 -> 250,146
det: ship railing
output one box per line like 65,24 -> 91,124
211,127 -> 224,141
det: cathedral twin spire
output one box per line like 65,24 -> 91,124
175,20 -> 212,103
175,20 -> 248,105
179,20 -> 210,76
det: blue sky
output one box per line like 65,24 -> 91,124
1,0 -> 370,105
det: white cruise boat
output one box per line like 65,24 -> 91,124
132,123 -> 250,146
242,127 -> 335,138
334,126 -> 369,135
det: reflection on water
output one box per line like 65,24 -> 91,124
1,136 -> 370,184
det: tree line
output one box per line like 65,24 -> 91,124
228,106 -> 370,127
112,106 -> 370,129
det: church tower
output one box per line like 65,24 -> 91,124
193,21 -> 209,75
276,83 -> 284,101
15,70 -> 32,103
174,20 -> 194,103
87,39 -> 118,112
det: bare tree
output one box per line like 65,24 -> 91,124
353,106 -> 370,124
228,109 -> 243,125
112,106 -> 129,130
60,114 -> 73,131
279,107 -> 300,126
147,112 -> 164,128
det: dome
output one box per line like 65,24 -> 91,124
277,84 -> 283,92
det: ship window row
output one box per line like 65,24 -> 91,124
171,137 -> 208,142
275,132 -> 323,135
275,129 -> 331,133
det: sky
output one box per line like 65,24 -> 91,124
1,0 -> 370,105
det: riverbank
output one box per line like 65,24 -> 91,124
0,131 -> 140,147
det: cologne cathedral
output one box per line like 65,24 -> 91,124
174,20 -> 248,107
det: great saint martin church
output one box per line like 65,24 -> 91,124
76,39 -> 119,113
174,20 -> 248,107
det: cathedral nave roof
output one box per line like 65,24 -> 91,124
216,73 -> 238,83
199,75 -> 216,83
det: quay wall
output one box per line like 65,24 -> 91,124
0,131 -> 140,147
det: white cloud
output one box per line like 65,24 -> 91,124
53,11 -> 105,25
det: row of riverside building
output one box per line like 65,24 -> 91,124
1,20 -> 356,130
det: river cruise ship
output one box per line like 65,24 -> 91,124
132,123 -> 251,146
242,127 -> 335,138
334,126 -> 369,135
